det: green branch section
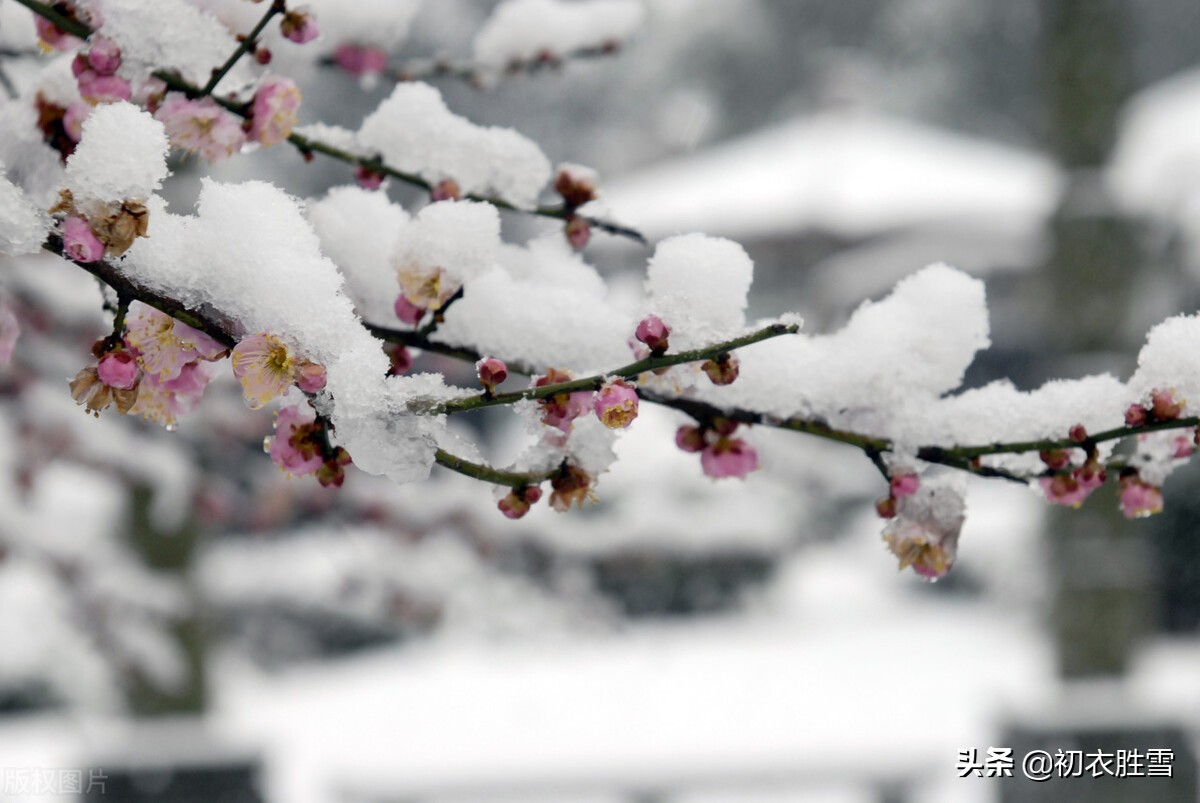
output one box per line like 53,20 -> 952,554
37,238 -> 1200,489
200,0 -> 281,96
16,0 -> 1195,487
429,323 -> 799,416
12,0 -> 645,244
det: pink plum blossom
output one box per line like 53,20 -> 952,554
1119,475 -> 1163,519
890,473 -> 920,498
266,405 -> 325,476
125,306 -> 204,381
881,482 -> 966,580
156,94 -> 247,162
35,16 -> 80,51
231,333 -> 298,410
594,380 -> 639,429
76,72 -> 133,104
132,361 -> 213,427
250,76 -> 301,146
63,102 -> 90,142
62,216 -> 104,262
396,265 -> 459,311
536,368 -> 592,432
700,436 -> 759,479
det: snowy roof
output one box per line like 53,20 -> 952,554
1109,67 -> 1200,218
602,109 -> 1063,241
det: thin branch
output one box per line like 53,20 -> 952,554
200,0 -> 282,97
432,448 -> 552,487
328,41 -> 624,88
9,0 -> 89,38
430,324 -> 800,416
12,0 -> 646,245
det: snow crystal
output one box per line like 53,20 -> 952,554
393,200 -> 500,288
473,0 -> 644,67
86,0 -> 254,91
64,102 -> 169,207
121,179 -> 457,483
1128,314 -> 1200,412
357,83 -> 551,207
307,185 -> 409,324
645,234 -> 754,349
0,168 -> 48,256
304,0 -> 423,57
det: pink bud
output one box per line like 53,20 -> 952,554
394,294 -> 425,326
62,217 -> 105,263
675,425 -> 704,453
875,497 -> 897,519
477,357 -> 508,392
97,350 -> 139,390
281,10 -> 320,44
63,102 -> 90,142
498,485 -> 541,519
385,343 -> 413,375
431,179 -> 461,202
702,354 -> 739,386
77,71 -> 133,104
86,37 -> 123,75
1125,403 -> 1147,427
1069,424 -> 1088,443
1173,435 -> 1194,460
296,362 -> 327,393
354,166 -> 384,190
594,380 -> 639,429
554,165 -> 596,208
1039,449 -> 1071,470
890,473 -> 920,498
635,315 -> 670,355
565,216 -> 591,250
333,43 -> 388,77
1151,388 -> 1184,421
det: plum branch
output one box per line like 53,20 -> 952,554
324,41 -> 625,88
12,0 -> 647,245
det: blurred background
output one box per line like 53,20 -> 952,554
4,0 -> 1200,801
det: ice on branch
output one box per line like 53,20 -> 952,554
0,168 -> 49,256
357,83 -> 552,207
64,102 -> 168,208
435,236 -> 633,371
473,0 -> 645,67
119,180 -> 461,483
645,233 -> 755,350
80,0 -> 253,91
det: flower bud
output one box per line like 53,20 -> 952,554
702,354 -> 739,386
476,357 -> 508,393
635,315 -> 670,355
594,380 -> 639,429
